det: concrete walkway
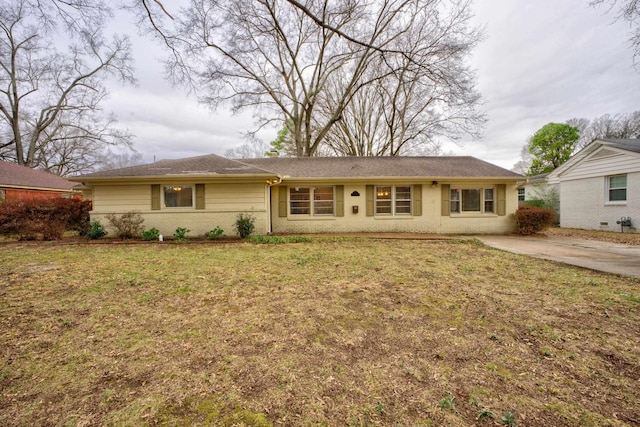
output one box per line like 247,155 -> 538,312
477,235 -> 640,279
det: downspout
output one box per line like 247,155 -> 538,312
266,176 -> 284,234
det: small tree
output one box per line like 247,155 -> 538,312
527,123 -> 579,175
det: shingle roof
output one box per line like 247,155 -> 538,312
242,156 -> 522,179
75,154 -> 276,178
599,138 -> 640,153
0,161 -> 76,191
73,153 -> 522,180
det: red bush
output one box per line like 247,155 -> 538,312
510,206 -> 556,235
0,197 -> 91,240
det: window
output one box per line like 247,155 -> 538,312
163,185 -> 194,208
518,188 -> 525,201
451,187 -> 495,214
375,185 -> 412,215
607,175 -> 627,203
290,186 -> 334,216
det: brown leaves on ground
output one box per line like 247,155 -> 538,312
0,239 -> 639,426
544,227 -> 640,245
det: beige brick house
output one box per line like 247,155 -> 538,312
70,154 -> 523,236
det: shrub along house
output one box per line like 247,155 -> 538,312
69,154 -> 522,236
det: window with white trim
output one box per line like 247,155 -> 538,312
163,185 -> 194,208
375,185 -> 412,215
290,186 -> 335,216
518,188 -> 525,201
607,174 -> 627,203
450,187 -> 495,214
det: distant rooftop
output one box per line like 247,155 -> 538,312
0,161 -> 76,191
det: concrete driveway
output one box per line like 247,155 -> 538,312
477,235 -> 640,279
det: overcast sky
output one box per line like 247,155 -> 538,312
103,0 -> 640,170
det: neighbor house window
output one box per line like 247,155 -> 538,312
450,187 -> 495,214
607,175 -> 627,203
163,185 -> 194,208
375,185 -> 412,215
518,188 -> 525,201
290,186 -> 334,216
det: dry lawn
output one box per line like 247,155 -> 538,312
1,238 -> 639,426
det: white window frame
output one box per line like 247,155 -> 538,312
518,188 -> 525,201
289,186 -> 335,216
606,174 -> 627,204
375,185 -> 413,216
451,187 -> 495,215
162,185 -> 195,209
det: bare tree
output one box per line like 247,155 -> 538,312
0,0 -> 135,175
321,2 -> 484,157
567,111 -> 640,150
591,0 -> 640,65
511,144 -> 533,175
165,0 -> 484,157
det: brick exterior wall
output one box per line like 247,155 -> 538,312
91,210 -> 268,238
560,172 -> 639,232
271,182 -> 517,234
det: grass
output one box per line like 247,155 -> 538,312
1,238 -> 639,426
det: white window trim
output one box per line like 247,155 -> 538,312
450,186 -> 496,215
375,185 -> 413,216
162,185 -> 195,209
605,174 -> 627,205
289,186 -> 336,217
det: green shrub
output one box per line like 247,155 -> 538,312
206,226 -> 224,240
85,220 -> 107,239
510,206 -> 556,235
105,211 -> 145,239
173,227 -> 190,242
141,227 -> 160,241
235,213 -> 255,238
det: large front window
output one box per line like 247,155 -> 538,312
290,186 -> 334,216
375,185 -> 412,215
163,185 -> 193,208
451,187 -> 494,214
607,175 -> 627,202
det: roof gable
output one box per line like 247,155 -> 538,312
0,161 -> 76,191
549,138 -> 640,180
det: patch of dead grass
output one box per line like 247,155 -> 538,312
0,239 -> 639,426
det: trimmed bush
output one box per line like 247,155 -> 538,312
85,220 -> 107,240
173,227 -> 190,242
235,213 -> 255,238
0,196 -> 91,240
105,211 -> 145,239
206,226 -> 224,240
141,227 -> 161,241
511,206 -> 556,235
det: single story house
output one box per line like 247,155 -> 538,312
546,138 -> 639,232
0,160 -> 77,203
70,154 -> 523,236
517,173 -> 556,206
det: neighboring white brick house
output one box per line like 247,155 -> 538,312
548,138 -> 640,232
